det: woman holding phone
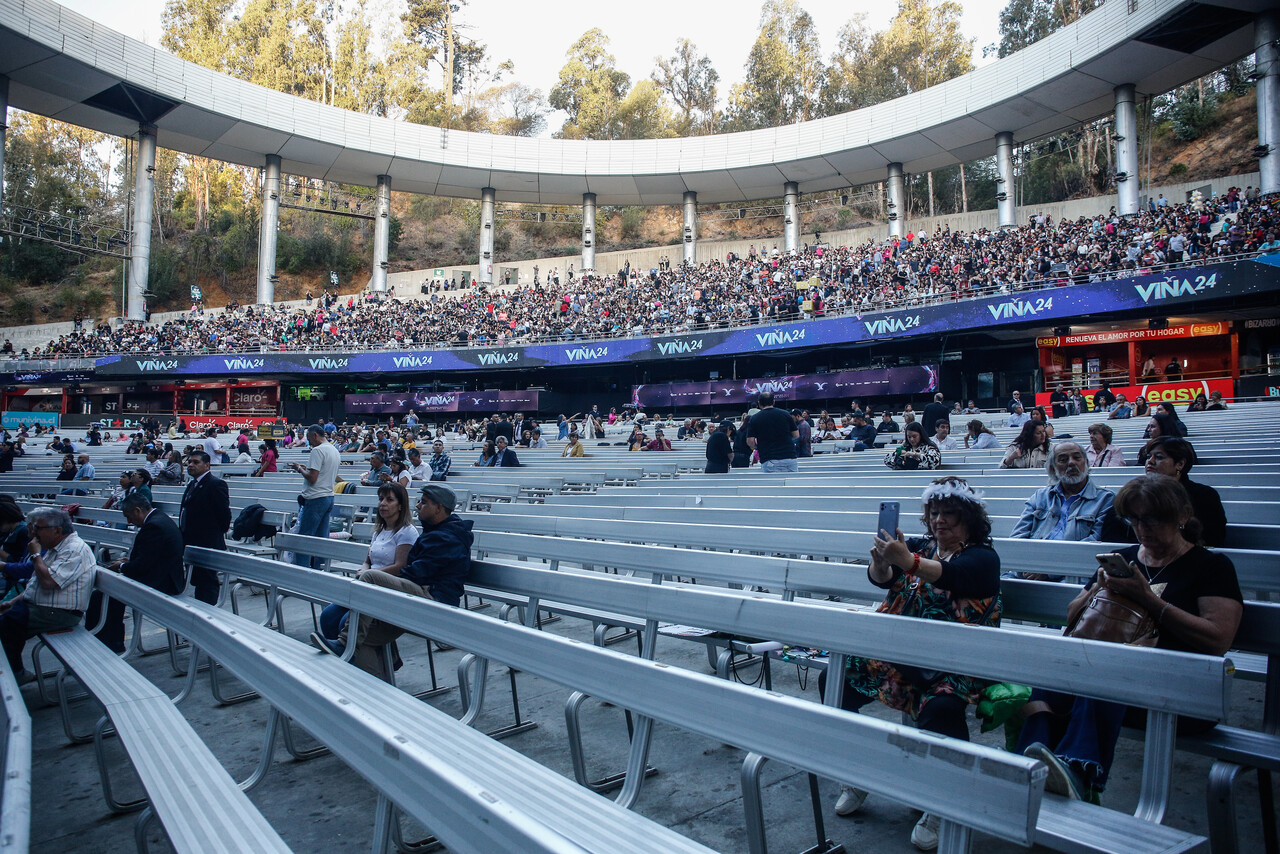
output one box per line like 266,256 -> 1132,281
821,477 -> 1001,850
1017,474 -> 1242,802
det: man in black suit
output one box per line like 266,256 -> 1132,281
88,492 -> 185,652
179,451 -> 231,604
921,393 -> 950,439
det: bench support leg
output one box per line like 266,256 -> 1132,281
936,819 -> 971,854
1135,710 -> 1175,824
95,714 -> 147,813
1208,760 -> 1279,854
134,806 -> 159,854
456,653 -> 537,740
389,804 -> 444,854
742,755 -> 844,854
58,670 -> 101,744
565,691 -> 658,796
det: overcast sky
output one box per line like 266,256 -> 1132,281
58,0 -> 1009,103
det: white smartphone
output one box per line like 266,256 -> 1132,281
1095,552 -> 1135,578
877,501 -> 900,539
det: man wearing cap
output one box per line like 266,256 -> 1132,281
312,483 -> 474,678
746,391 -> 800,473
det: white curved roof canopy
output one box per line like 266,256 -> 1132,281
0,0 -> 1268,204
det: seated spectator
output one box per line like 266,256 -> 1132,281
562,432 -> 585,458
1106,394 -> 1133,419
1001,421 -> 1050,469
474,440 -> 496,467
1010,442 -> 1115,580
232,442 -> 254,464
1126,437 -> 1227,547
1017,474 -> 1241,802
876,411 -> 900,434
360,452 -> 392,486
931,420 -> 959,451
962,400 -> 982,414
312,483 -> 469,679
884,423 -> 942,470
488,436 -> 521,467
846,413 -> 878,450
822,477 -> 1000,850
1084,423 -> 1125,467
1186,392 -> 1209,413
1007,404 -> 1030,428
643,429 -> 672,451
1206,391 -> 1228,410
964,419 -> 1000,450
529,428 -> 548,450
1132,396 -> 1150,417
0,507 -> 95,685
1154,402 -> 1189,436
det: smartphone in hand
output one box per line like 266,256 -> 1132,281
1095,552 -> 1135,578
877,501 -> 900,539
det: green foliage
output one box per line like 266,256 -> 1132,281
147,245 -> 183,303
81,286 -> 108,313
4,240 -> 70,287
1166,89 -> 1219,142
8,297 -> 35,324
388,217 -> 404,252
726,0 -> 823,129
997,0 -> 1102,58
1168,162 -> 1189,176
652,39 -> 719,134
619,207 -> 645,240
549,29 -> 633,138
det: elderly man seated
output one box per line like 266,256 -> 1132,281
1009,441 -> 1116,581
0,507 -> 96,684
1106,394 -> 1133,419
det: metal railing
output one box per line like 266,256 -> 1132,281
0,205 -> 131,259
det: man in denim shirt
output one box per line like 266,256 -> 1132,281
1009,442 -> 1115,580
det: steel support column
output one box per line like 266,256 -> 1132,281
682,191 -> 697,265
256,154 -> 281,305
370,174 -> 391,292
886,163 -> 905,238
1257,12 -> 1280,194
995,132 -> 1017,229
581,192 -> 597,272
783,181 -> 800,253
0,77 -> 8,212
126,125 -> 156,321
1114,84 -> 1139,216
478,187 -> 495,285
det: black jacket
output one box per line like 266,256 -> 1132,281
180,473 -> 231,551
401,514 -> 474,605
705,430 -> 731,473
121,510 -> 186,595
921,402 -> 950,434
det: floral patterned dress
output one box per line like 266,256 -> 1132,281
844,538 -> 1002,720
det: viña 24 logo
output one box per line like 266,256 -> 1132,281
863,315 -> 921,335
1134,273 -> 1217,304
988,296 -> 1053,320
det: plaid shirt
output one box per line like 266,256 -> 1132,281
24,531 -> 95,612
429,452 -> 452,479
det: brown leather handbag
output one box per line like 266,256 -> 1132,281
1063,588 -> 1159,647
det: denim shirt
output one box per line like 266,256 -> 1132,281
1010,479 -> 1115,542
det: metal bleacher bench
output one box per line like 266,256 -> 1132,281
176,548 -> 1046,854
33,624 -> 292,853
1,657 -> 32,854
273,530 -> 1213,854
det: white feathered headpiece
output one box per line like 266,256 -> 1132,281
921,477 -> 985,508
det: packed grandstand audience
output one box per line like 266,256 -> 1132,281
11,189 -> 1280,359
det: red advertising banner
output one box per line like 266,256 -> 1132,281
182,415 -> 282,433
1035,378 -> 1234,411
1036,322 -> 1228,348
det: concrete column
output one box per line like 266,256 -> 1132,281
886,163 -> 905,238
256,154 -> 281,305
581,192 -> 597,272
0,77 -> 8,211
1114,84 -> 1139,216
1257,12 -> 1280,194
783,181 -> 800,253
126,124 -> 156,321
478,186 -> 495,285
370,174 -> 392,292
682,191 -> 697,265
995,132 -> 1017,229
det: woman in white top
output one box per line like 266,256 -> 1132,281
963,419 -> 1001,450
389,458 -> 412,488
314,482 -> 418,645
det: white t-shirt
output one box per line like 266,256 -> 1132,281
368,524 -> 419,569
301,441 -> 340,499
202,435 -> 221,462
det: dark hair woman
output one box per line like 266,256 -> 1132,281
1001,421 -> 1050,469
884,422 -> 942,470
1018,474 -> 1241,802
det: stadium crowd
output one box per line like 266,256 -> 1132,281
12,189 -> 1280,359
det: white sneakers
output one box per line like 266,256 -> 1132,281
833,785 -> 868,816
833,786 -> 939,851
911,813 -> 941,851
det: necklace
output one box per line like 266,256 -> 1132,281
1140,541 -> 1190,585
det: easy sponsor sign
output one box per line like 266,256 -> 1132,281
1034,378 -> 1234,411
1036,321 -> 1229,348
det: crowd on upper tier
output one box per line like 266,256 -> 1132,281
11,187 -> 1280,360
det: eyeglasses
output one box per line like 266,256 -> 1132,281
1124,516 -> 1168,529
32,524 -> 55,532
